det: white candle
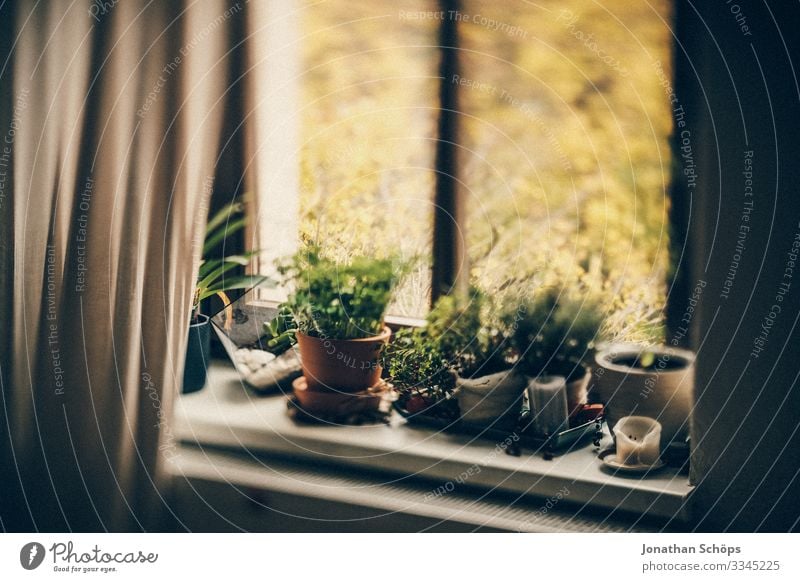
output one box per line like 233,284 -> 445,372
527,375 -> 569,436
613,416 -> 662,466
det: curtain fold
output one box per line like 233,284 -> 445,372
1,0 -> 252,531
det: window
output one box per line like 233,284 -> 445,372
297,1 -> 442,318
256,0 -> 674,335
459,0 -> 673,340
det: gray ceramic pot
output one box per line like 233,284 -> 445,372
593,344 -> 695,447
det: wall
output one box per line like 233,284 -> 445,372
676,0 -> 800,532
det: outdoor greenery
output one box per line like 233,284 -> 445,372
264,246 -> 407,347
300,0 -> 672,342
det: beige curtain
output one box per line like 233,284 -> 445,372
0,0 -> 255,531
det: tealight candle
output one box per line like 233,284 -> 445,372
527,375 -> 569,436
613,416 -> 662,466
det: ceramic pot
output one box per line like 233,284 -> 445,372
296,326 -> 391,392
593,345 -> 695,447
455,368 -> 527,428
183,314 -> 211,394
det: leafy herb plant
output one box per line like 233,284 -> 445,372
383,289 -> 515,415
382,328 -> 456,415
423,291 -> 513,379
264,245 -> 407,348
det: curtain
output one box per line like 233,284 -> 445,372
0,0 -> 254,531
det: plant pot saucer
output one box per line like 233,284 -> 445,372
598,447 -> 666,474
290,375 -> 390,422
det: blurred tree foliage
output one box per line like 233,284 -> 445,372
299,0 -> 672,342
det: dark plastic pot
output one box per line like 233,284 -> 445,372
183,314 -> 211,394
296,326 -> 391,392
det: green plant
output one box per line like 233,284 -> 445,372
382,327 -> 455,404
510,287 -> 606,380
193,196 -> 270,320
383,289 -> 513,400
264,245 -> 407,347
424,291 -> 514,378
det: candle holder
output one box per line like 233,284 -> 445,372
526,375 -> 570,437
612,415 -> 662,466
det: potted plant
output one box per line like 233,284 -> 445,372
431,291 -> 525,429
593,344 -> 695,450
382,311 -> 458,421
264,246 -> 407,414
510,287 -> 606,418
184,197 -> 269,393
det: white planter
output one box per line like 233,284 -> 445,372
455,369 -> 527,428
593,345 -> 695,448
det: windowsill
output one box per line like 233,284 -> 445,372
172,361 -> 694,526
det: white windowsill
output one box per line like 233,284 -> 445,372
171,361 -> 694,525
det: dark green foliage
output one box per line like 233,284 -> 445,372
264,245 -> 407,346
384,289 -> 515,407
509,287 -> 606,379
423,291 -> 513,379
194,196 -> 270,317
382,328 -> 455,402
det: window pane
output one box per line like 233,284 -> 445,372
459,0 -> 673,340
299,0 -> 441,317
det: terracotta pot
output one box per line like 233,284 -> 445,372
296,326 -> 391,392
455,368 -> 527,428
292,376 -> 383,417
593,345 -> 695,448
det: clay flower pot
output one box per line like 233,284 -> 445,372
455,368 -> 527,428
292,376 -> 383,417
296,326 -> 391,392
593,345 -> 695,448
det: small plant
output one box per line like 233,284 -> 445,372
510,287 -> 606,380
384,289 -> 515,416
264,245 -> 408,347
193,196 -> 269,320
382,328 -> 456,415
425,290 -> 513,378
